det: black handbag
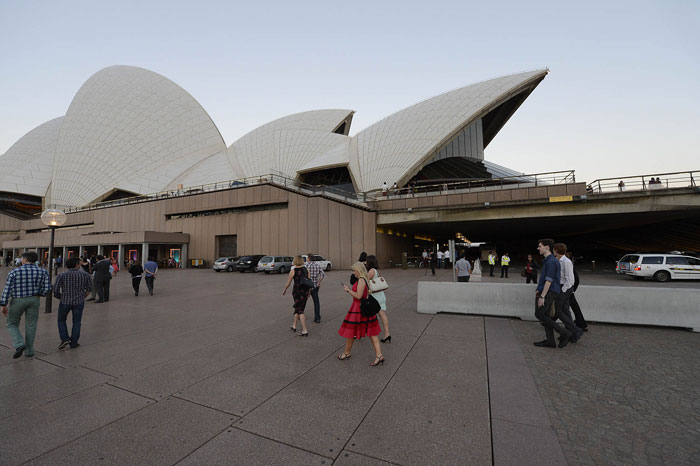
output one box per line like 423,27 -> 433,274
299,268 -> 315,289
359,278 -> 381,317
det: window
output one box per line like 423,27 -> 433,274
641,256 -> 663,264
666,257 -> 688,265
686,258 -> 700,266
621,255 -> 639,264
261,256 -> 273,262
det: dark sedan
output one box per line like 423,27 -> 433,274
236,255 -> 265,272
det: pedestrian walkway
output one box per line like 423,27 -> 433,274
0,269 -> 697,465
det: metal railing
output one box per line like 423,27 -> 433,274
365,170 -> 576,201
586,170 -> 698,195
60,173 -> 370,214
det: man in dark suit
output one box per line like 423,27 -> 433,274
92,255 -> 112,303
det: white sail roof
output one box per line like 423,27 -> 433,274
49,65 -> 226,207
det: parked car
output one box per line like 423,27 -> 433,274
616,253 -> 700,282
257,256 -> 294,274
212,256 -> 239,272
236,255 -> 265,273
302,254 -> 332,271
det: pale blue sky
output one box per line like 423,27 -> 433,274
1,0 -> 698,183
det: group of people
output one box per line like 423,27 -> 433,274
420,248 -> 452,274
282,252 -> 391,366
533,239 -> 588,348
0,251 -> 160,359
487,251 -> 511,278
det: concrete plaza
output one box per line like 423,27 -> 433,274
0,267 -> 698,465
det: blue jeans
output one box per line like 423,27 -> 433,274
57,302 -> 84,347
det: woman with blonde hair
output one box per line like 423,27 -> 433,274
283,255 -> 310,336
338,262 -> 384,366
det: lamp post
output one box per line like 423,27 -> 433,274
41,208 -> 66,314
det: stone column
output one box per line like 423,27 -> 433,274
97,244 -> 104,256
117,244 -> 123,265
180,243 -> 188,268
142,243 -> 149,262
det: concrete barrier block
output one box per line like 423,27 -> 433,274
417,282 -> 700,332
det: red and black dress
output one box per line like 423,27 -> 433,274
338,279 -> 381,339
292,266 -> 310,314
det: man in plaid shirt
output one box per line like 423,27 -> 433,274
305,254 -> 325,323
54,257 -> 93,349
1,251 -> 51,359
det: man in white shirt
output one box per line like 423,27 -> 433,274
443,249 -> 450,269
436,250 -> 443,269
382,182 -> 388,196
554,243 -> 583,342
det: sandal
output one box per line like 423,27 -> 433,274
370,355 -> 385,366
337,353 -> 351,360
299,331 -> 309,337
290,326 -> 296,332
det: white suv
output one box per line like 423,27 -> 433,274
302,254 -> 332,271
616,253 -> 700,282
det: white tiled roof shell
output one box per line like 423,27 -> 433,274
297,138 -> 351,173
229,109 -> 353,179
49,65 -> 226,207
0,117 -> 63,197
165,150 -> 236,190
351,70 -> 548,191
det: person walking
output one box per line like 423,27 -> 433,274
443,249 -> 450,269
500,253 -> 510,278
437,249 -> 443,269
554,243 -> 583,342
129,260 -> 144,296
305,253 -> 325,323
566,251 -> 588,332
54,257 -> 93,349
488,251 -> 497,277
430,250 -> 437,275
283,255 -> 310,336
524,254 -> 538,284
144,256 -> 158,296
338,262 -> 384,366
350,252 -> 368,286
0,251 -> 51,359
366,255 -> 391,343
533,239 -> 572,348
455,253 -> 472,282
80,256 -> 91,274
92,255 -> 112,303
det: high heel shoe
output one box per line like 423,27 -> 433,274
380,335 -> 392,343
338,353 -> 351,360
290,326 -> 296,332
299,331 -> 309,337
370,355 -> 384,366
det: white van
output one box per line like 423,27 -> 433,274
616,253 -> 700,282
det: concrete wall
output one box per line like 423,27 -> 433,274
375,231 -> 414,268
417,282 -> 700,332
3,184 -> 377,269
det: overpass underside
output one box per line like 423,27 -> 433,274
376,188 -> 700,256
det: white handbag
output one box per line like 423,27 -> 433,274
368,270 -> 389,292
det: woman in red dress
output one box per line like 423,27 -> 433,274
338,262 -> 384,366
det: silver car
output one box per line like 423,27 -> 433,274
257,256 -> 294,274
213,256 -> 239,272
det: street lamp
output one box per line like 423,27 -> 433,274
41,208 -> 66,314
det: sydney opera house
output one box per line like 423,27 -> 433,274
0,66 -> 548,268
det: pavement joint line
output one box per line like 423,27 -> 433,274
230,340 -> 347,420
230,424 -> 338,461
164,414 -> 243,466
170,394 -> 242,417
490,416 -> 555,430
339,448 -> 405,465
105,382 -> 158,402
16,397 -> 156,466
333,307 -> 433,464
80,364 -> 119,378
483,316 -> 496,466
154,327 -> 337,399
33,356 -> 67,369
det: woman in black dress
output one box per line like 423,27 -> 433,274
282,255 -> 310,336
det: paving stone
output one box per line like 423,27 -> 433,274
348,317 -> 491,466
175,427 -> 328,466
0,384 -> 151,466
0,357 -> 62,387
332,450 -> 396,465
24,397 -> 233,466
0,366 -> 112,419
491,419 -> 567,466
